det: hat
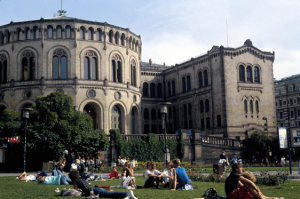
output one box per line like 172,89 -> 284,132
64,150 -> 68,153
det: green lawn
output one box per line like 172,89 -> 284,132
0,176 -> 297,199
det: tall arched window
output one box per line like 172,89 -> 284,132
254,66 -> 260,83
183,104 -> 187,129
26,28 -> 30,40
250,100 -> 253,113
157,83 -> 162,98
34,27 -> 39,39
255,100 -> 259,113
239,65 -> 245,82
144,108 -> 149,119
246,66 -> 253,82
198,71 -> 203,88
129,37 -> 132,49
121,33 -> 125,46
0,55 -> 8,83
200,100 -> 204,113
206,117 -> 210,128
244,100 -> 248,114
88,28 -> 93,40
0,31 -> 3,44
143,82 -> 149,97
182,77 -> 186,93
172,80 -> 175,96
84,50 -> 98,80
115,32 -> 119,45
167,82 -> 171,96
47,26 -> 53,39
5,30 -> 10,43
150,83 -> 156,97
96,29 -> 102,41
79,27 -> 84,39
188,103 -> 192,129
56,26 -> 62,39
151,108 -> 156,120
65,26 -> 71,39
187,75 -> 191,91
131,60 -> 136,86
205,99 -> 209,112
111,54 -> 122,83
204,70 -> 208,86
18,29 -> 23,41
21,51 -> 35,81
109,30 -> 113,43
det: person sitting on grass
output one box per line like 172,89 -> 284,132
170,158 -> 192,190
16,172 -> 36,181
162,161 -> 174,188
144,161 -> 162,188
121,162 -> 136,188
100,166 -> 119,180
242,171 -> 283,199
37,169 -> 73,185
68,170 -> 138,199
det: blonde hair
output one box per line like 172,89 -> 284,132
242,171 -> 256,182
172,158 -> 181,166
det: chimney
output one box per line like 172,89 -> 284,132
163,62 -> 165,66
149,58 -> 152,65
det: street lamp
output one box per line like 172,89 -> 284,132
262,117 -> 270,162
160,102 -> 171,167
20,108 -> 32,172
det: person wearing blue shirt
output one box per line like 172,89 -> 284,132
170,158 -> 192,190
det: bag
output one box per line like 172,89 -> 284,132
201,188 -> 220,199
61,188 -> 82,197
94,185 -> 110,191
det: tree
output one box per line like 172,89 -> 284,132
26,92 -> 109,162
0,109 -> 20,137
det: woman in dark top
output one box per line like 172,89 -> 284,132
69,171 -> 137,199
225,162 -> 262,199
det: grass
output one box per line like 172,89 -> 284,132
0,176 -> 298,199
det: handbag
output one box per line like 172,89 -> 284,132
201,188 -> 220,199
94,185 -> 110,191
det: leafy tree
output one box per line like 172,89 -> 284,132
0,109 -> 20,137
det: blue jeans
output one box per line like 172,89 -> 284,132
92,188 -> 127,198
38,170 -> 48,176
52,170 -> 73,185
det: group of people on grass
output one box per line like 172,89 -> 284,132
118,156 -> 138,168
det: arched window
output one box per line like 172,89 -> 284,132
188,103 -> 192,128
204,70 -> 208,86
167,82 -> 171,97
250,100 -> 253,113
143,82 -> 149,97
254,66 -> 260,83
206,117 -> 210,128
244,100 -> 248,114
5,30 -> 10,43
0,31 -> 3,44
88,28 -> 93,40
144,108 -> 149,119
21,51 -> 35,81
111,54 -> 122,82
239,65 -> 245,82
157,83 -> 162,98
151,109 -> 156,120
205,99 -> 209,112
121,33 -> 125,46
26,28 -> 30,40
255,100 -> 259,113
111,105 -> 121,130
246,66 -> 253,82
79,27 -> 84,39
187,75 -> 191,91
47,26 -> 53,39
182,77 -> 186,93
183,104 -> 188,129
115,32 -> 119,45
96,29 -> 101,41
129,37 -> 132,49
172,80 -> 175,96
18,29 -> 23,41
200,100 -> 204,113
131,60 -> 136,86
135,41 -> 139,52
33,27 -> 39,39
150,83 -> 156,97
0,55 -> 8,83
198,71 -> 203,88
56,26 -> 62,39
65,26 -> 71,39
84,50 -> 98,80
109,30 -> 113,43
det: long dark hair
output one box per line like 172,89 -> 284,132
231,162 -> 242,173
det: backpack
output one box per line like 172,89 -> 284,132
61,188 -> 82,197
201,188 -> 220,199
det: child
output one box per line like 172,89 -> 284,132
100,166 -> 119,180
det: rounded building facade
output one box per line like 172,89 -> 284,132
0,16 -> 142,134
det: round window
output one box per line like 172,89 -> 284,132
114,92 -> 121,100
88,90 -> 96,98
24,91 -> 32,99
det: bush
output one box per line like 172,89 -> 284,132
256,170 -> 290,185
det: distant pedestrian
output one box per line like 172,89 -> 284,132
64,150 -> 74,172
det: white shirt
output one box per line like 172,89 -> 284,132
26,175 -> 36,181
163,168 -> 173,177
144,169 -> 161,185
120,159 -> 126,165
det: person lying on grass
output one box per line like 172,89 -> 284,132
242,171 -> 284,199
170,158 -> 191,190
37,170 -> 73,185
68,170 -> 138,199
101,166 -> 119,180
16,172 -> 36,181
144,161 -> 163,188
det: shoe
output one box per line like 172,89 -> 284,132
127,190 -> 137,199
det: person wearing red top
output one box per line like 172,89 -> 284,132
101,166 -> 119,180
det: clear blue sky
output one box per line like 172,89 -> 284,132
0,0 -> 299,79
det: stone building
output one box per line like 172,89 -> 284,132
0,14 -> 277,139
274,74 -> 300,128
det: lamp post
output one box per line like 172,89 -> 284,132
160,102 -> 171,167
20,108 -> 32,172
262,117 -> 270,162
